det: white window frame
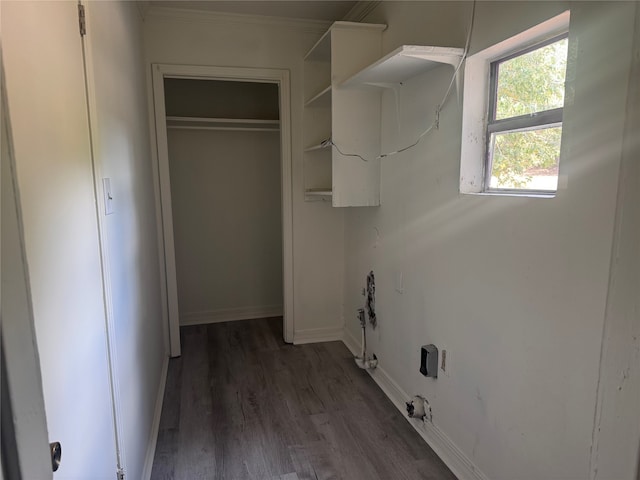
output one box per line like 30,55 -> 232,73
460,11 -> 570,196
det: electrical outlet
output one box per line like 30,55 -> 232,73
420,345 -> 438,378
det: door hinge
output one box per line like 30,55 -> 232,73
78,4 -> 86,36
116,468 -> 125,480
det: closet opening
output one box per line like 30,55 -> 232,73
151,65 -> 293,357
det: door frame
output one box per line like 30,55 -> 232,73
150,64 -> 294,356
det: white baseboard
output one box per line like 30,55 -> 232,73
180,304 -> 283,326
342,326 -> 361,356
293,325 -> 344,345
141,354 -> 170,480
342,329 -> 489,480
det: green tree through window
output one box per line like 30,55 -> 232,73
488,36 -> 568,190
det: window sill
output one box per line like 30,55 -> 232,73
460,190 -> 556,199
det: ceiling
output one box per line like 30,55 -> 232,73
146,1 -> 361,22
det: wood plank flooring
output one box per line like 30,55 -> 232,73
151,318 -> 456,480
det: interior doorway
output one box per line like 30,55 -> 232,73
151,65 -> 294,356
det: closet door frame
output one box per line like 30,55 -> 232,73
150,64 -> 294,356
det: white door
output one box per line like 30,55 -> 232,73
1,82 -> 52,479
2,2 -> 119,478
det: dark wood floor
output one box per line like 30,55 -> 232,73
151,317 -> 456,480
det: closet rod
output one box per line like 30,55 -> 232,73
166,116 -> 279,125
167,125 -> 280,132
165,116 -> 280,132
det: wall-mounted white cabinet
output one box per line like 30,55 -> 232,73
303,21 -> 385,207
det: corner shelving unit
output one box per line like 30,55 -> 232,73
303,21 -> 386,206
303,36 -> 465,206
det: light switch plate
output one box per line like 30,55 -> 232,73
440,348 -> 450,377
103,178 -> 114,215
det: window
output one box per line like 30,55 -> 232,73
460,11 -> 571,196
486,35 -> 568,192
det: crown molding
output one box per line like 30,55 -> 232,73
144,6 -> 332,34
343,1 -> 382,22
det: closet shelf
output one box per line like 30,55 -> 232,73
166,116 -> 280,132
304,86 -> 331,108
302,21 -> 385,207
342,45 -> 465,88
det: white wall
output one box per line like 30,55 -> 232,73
144,10 -> 346,340
168,129 -> 283,323
341,1 -> 639,479
84,3 -> 166,479
590,3 -> 640,477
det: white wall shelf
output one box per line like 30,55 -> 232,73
304,188 -> 333,200
303,21 -> 386,207
166,116 -> 280,132
342,45 -> 464,88
304,86 -> 332,108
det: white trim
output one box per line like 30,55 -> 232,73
471,11 -> 570,62
460,10 -> 571,195
341,327 -> 362,357
146,65 -> 172,358
293,326 -> 344,345
180,305 -> 284,326
342,328 -> 490,480
150,64 -> 295,353
278,70 -> 295,344
151,66 -> 182,357
80,6 -> 126,471
141,354 -> 170,480
144,6 -> 330,34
